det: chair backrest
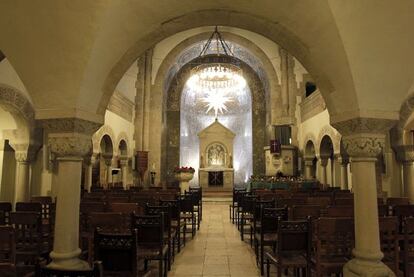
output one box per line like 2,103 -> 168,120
36,262 -> 102,277
159,200 -> 180,221
378,205 -> 389,217
109,203 -> 143,215
16,202 -> 42,213
386,197 -> 410,206
10,211 -> 42,259
403,217 -> 414,275
325,206 -> 354,218
277,220 -> 311,257
0,225 -> 15,264
314,217 -> 354,261
290,205 -> 321,220
276,198 -> 306,208
145,204 -> 171,229
80,202 -> 107,214
130,214 -> 164,247
179,195 -> 194,213
306,197 -> 332,207
261,207 -> 288,234
392,204 -> 414,218
253,199 -> 275,220
94,229 -> 136,274
0,202 -> 12,224
240,195 -> 256,213
334,198 -> 354,206
379,216 -> 399,273
106,196 -> 129,203
88,212 -> 129,233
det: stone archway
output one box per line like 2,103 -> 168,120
164,55 -> 266,182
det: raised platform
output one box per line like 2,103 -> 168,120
202,188 -> 232,203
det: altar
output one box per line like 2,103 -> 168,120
198,119 -> 235,189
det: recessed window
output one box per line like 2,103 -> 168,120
305,81 -> 317,97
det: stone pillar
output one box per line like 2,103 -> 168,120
304,157 -> 314,179
12,145 -> 37,204
337,156 -> 349,190
119,157 -> 128,189
279,47 -> 289,116
395,145 -> 414,203
319,156 -> 328,188
83,154 -> 96,192
42,118 -> 101,270
102,154 -> 112,188
334,118 -> 395,277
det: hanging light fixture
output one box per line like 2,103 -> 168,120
187,26 -> 245,118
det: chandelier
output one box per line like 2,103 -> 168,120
187,27 -> 245,118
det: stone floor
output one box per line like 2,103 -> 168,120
168,203 -> 260,277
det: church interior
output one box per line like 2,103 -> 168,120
0,1 -> 414,276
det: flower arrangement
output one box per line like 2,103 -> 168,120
174,166 -> 195,173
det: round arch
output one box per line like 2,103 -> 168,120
164,55 -> 266,181
317,125 -> 341,155
100,9 -> 347,118
92,125 -> 116,155
116,131 -> 129,157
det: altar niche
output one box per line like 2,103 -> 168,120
198,119 -> 235,189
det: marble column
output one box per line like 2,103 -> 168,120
42,118 -> 100,270
83,154 -> 96,192
337,156 -> 349,190
102,154 -> 112,188
395,145 -> 414,203
12,146 -> 37,204
119,157 -> 128,189
319,156 -> 328,188
304,157 -> 314,179
334,118 -> 395,277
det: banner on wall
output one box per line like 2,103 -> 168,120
270,139 -> 281,155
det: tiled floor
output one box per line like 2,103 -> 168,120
169,203 -> 260,277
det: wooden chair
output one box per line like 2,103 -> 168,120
386,197 -> 410,206
145,204 -> 174,270
312,217 -> 354,276
251,199 -> 275,247
106,196 -> 129,203
189,187 -> 202,223
0,225 -> 16,265
0,202 -> 12,224
130,214 -> 168,277
10,211 -> 44,276
179,195 -> 196,238
35,261 -> 103,277
93,229 -> 151,277
276,198 -> 306,208
230,190 -> 247,224
290,205 -> 321,220
392,205 -> 414,231
325,206 -> 354,218
402,217 -> 414,277
265,220 -> 311,277
378,205 -> 389,217
254,207 -> 288,275
15,202 -> 42,213
185,190 -> 201,230
109,203 -> 143,214
334,198 -> 354,206
0,263 -> 16,277
378,216 -> 401,275
160,199 -> 186,252
306,197 -> 332,207
240,196 -> 256,241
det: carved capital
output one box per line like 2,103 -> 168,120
48,134 -> 92,158
394,145 -> 414,163
335,154 -> 349,165
332,117 -> 396,159
119,158 -> 128,167
11,143 -> 40,162
342,134 -> 385,159
40,118 -> 102,136
304,160 -> 313,166
40,118 -> 101,158
332,117 -> 396,137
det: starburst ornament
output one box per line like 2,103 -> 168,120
201,90 -> 233,118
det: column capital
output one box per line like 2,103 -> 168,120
11,143 -> 39,162
334,154 -> 349,165
119,157 -> 128,166
40,118 -> 101,158
304,159 -> 314,166
394,144 -> 414,163
332,117 -> 396,159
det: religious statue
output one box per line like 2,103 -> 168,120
200,154 -> 204,168
207,143 -> 226,166
228,154 -> 233,168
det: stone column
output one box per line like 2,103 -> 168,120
102,154 -> 112,188
12,145 -> 37,204
304,157 -> 314,179
119,157 -> 128,189
395,145 -> 414,203
83,154 -> 96,192
280,47 -> 289,116
319,156 -> 328,188
337,156 -> 349,190
42,118 -> 101,270
334,118 -> 395,277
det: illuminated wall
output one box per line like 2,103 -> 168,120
180,76 -> 253,185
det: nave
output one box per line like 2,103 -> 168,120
170,202 -> 260,277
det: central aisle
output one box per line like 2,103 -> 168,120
169,203 -> 260,277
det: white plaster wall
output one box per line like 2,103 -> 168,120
115,62 -> 137,102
